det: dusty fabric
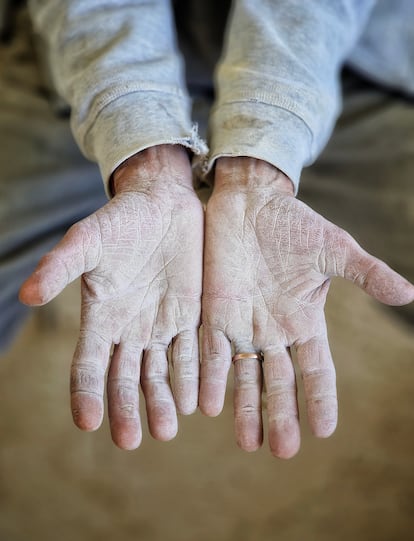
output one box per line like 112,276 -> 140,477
28,1 -> 414,193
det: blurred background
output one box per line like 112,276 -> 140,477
1,278 -> 413,541
1,2 -> 413,540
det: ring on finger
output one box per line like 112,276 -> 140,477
232,352 -> 263,363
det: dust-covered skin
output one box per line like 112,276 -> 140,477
20,145 -> 203,450
200,157 -> 414,459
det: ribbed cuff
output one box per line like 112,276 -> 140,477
78,91 -> 208,198
205,101 -> 314,195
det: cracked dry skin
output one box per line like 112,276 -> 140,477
200,156 -> 414,459
20,145 -> 203,450
18,148 -> 414,458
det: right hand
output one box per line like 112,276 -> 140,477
20,145 -> 203,450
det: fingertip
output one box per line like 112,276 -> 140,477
307,401 -> 337,439
268,419 -> 301,459
311,419 -> 337,439
72,410 -> 103,432
18,281 -> 33,306
150,420 -> 178,442
270,443 -> 300,460
199,404 -> 223,418
199,366 -> 229,417
269,438 -> 300,460
388,280 -> 414,306
306,400 -> 337,441
174,377 -> 199,416
199,388 -> 225,417
369,274 -> 414,306
177,398 -> 198,416
236,433 -> 263,453
19,274 -> 48,306
111,423 -> 142,450
72,394 -> 104,432
358,260 -> 414,306
234,414 -> 263,452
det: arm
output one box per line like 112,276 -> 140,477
201,157 -> 414,457
21,145 -> 203,449
28,0 -> 207,194
200,1 -> 414,457
23,1 -> 206,447
207,0 -> 376,191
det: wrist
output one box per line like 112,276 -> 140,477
214,157 -> 295,196
111,144 -> 193,195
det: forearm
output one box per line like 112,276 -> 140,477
28,1 -> 206,193
209,0 -> 376,191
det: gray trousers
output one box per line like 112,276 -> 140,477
0,7 -> 106,350
0,7 -> 413,352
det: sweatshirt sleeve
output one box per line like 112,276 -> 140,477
208,0 -> 376,193
28,0 -> 207,195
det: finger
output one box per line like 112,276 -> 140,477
71,330 -> 112,432
263,347 -> 300,459
141,348 -> 177,441
19,219 -> 100,306
171,329 -> 199,415
107,344 -> 142,450
295,333 -> 337,438
199,327 -> 232,417
327,229 -> 414,306
233,355 -> 263,452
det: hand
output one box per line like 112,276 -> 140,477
20,145 -> 203,449
200,157 -> 414,458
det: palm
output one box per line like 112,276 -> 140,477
204,191 -> 331,347
201,178 -> 414,459
80,190 -> 201,347
21,181 -> 203,450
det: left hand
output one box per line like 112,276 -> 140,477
200,157 -> 414,458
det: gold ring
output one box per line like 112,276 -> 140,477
232,352 -> 263,363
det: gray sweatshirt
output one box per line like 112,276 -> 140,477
28,1 -> 414,195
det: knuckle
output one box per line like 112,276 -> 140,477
174,354 -> 197,375
301,366 -> 336,382
266,380 -> 296,398
201,357 -> 229,376
267,411 -> 298,424
142,374 -> 169,386
109,374 -> 138,390
71,364 -> 103,394
238,403 -> 261,416
306,393 -> 337,406
118,402 -> 139,418
202,353 -> 227,364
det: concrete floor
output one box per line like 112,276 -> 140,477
0,276 -> 413,541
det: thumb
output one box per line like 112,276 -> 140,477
19,219 -> 100,306
329,231 -> 414,306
